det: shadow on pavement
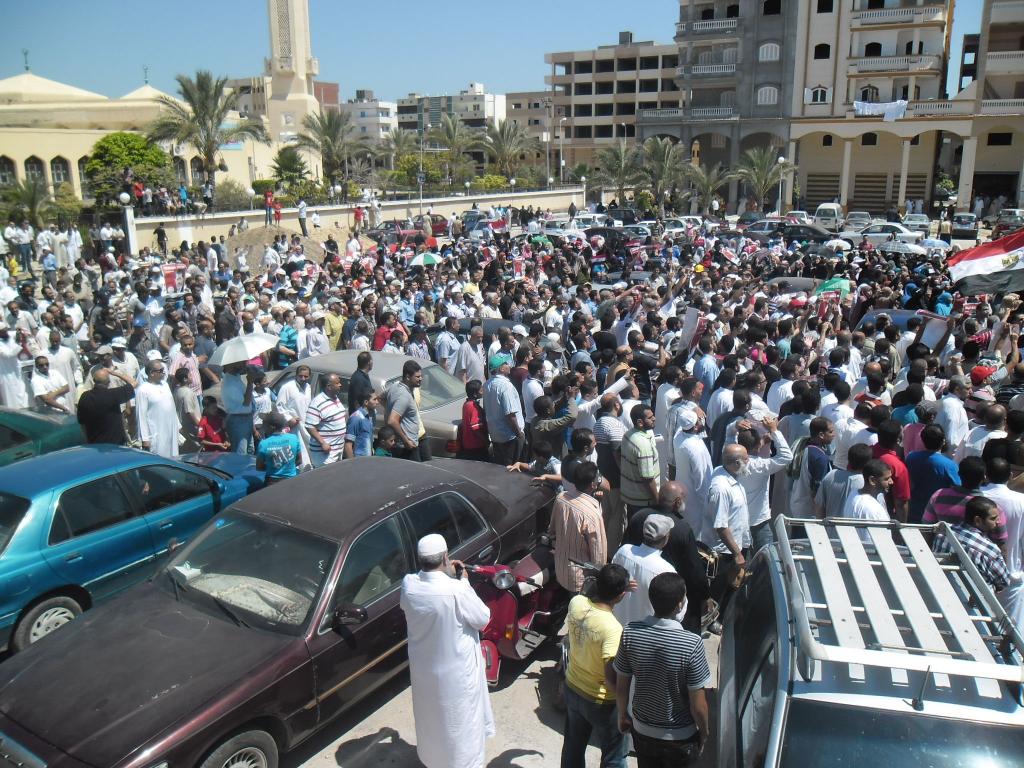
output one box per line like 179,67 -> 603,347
487,748 -> 545,766
333,727 -> 419,767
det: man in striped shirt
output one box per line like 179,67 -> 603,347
923,456 -> 1009,551
932,497 -> 1010,592
614,572 -> 711,766
620,404 -> 659,519
548,461 -> 607,593
305,373 -> 348,466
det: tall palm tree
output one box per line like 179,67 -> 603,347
682,162 -> 733,215
147,70 -> 269,187
378,127 -> 418,170
592,140 -> 644,203
567,163 -> 591,183
0,178 -> 52,229
270,147 -> 309,187
642,137 -> 687,215
429,114 -> 484,158
294,110 -> 367,185
483,119 -> 539,177
731,146 -> 797,211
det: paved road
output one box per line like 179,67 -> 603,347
287,636 -> 720,768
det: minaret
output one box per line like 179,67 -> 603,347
265,0 -> 320,141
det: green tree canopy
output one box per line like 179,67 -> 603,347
294,110 -> 368,184
483,119 -> 539,177
270,146 -> 309,187
682,162 -> 732,215
642,137 -> 687,215
84,132 -> 175,206
592,140 -> 644,202
0,178 -> 53,229
731,146 -> 796,210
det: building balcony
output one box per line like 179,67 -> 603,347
907,99 -> 975,116
851,5 -> 946,26
992,0 -> 1024,25
986,51 -> 1024,76
848,54 -> 942,75
690,106 -> 737,120
675,18 -> 740,38
685,63 -> 738,77
980,98 -> 1024,115
637,107 -> 686,122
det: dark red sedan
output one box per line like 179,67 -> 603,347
0,458 -> 553,768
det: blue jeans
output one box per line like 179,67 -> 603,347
226,413 -> 253,455
17,244 -> 31,274
561,686 -> 628,768
751,519 -> 775,555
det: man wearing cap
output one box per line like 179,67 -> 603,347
77,366 -> 137,445
400,533 -> 493,768
611,513 -> 677,627
483,354 -> 525,465
305,311 -> 331,357
136,359 -> 180,458
324,298 -> 345,351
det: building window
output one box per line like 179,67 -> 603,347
822,135 -> 833,147
763,0 -> 781,15
988,132 -> 1013,146
809,87 -> 830,104
701,8 -> 714,19
756,86 -> 779,105
864,42 -> 882,57
862,132 -> 878,146
726,4 -> 739,17
817,0 -> 833,11
0,156 -> 15,186
759,43 -> 780,62
50,157 -> 70,186
860,85 -> 880,102
910,135 -> 920,146
814,44 -> 831,59
173,157 -> 187,184
190,157 -> 205,181
24,157 -> 44,183
78,157 -> 89,195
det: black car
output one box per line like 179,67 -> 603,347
745,223 -> 833,245
606,207 -> 639,225
584,226 -> 634,251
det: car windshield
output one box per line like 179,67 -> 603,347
779,699 -> 1024,767
163,511 -> 337,635
385,365 -> 464,410
0,493 -> 30,556
905,215 -> 928,222
955,215 -> 975,223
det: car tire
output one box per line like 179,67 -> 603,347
12,595 -> 82,652
200,730 -> 279,768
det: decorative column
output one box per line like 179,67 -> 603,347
786,139 -> 797,209
897,139 -> 911,212
956,135 -> 978,211
840,138 -> 853,208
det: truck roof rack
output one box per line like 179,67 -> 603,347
773,516 -> 1024,698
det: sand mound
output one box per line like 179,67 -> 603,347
224,223 -> 377,273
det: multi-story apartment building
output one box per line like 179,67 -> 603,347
338,89 -> 397,145
545,32 -> 682,170
789,0 -> 1024,214
636,1 -> 799,209
396,83 -> 506,134
507,90 -> 553,177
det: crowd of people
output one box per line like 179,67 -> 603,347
3,195 -> 1024,766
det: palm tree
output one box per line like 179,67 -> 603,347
642,137 -> 687,215
592,140 -> 644,203
429,114 -> 484,158
0,178 -> 52,229
378,127 -> 418,170
567,163 -> 591,183
682,162 -> 733,215
147,70 -> 269,187
483,119 -> 539,177
270,147 -> 309,187
731,146 -> 797,212
294,110 -> 367,185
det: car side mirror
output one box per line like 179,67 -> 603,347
332,603 -> 368,630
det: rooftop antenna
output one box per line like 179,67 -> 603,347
21,49 -> 29,72
143,65 -> 149,85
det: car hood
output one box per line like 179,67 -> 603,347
0,584 -> 293,767
182,452 -> 265,494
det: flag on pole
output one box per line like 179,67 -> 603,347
947,230 -> 1024,295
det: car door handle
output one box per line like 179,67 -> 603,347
157,521 -> 173,530
64,552 -> 83,563
473,545 -> 495,563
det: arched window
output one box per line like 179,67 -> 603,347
822,135 -> 833,147
173,157 -> 188,184
860,85 -> 880,102
78,157 -> 90,196
24,157 -> 44,183
811,87 -> 830,103
864,42 -> 882,57
757,85 -> 779,105
759,43 -> 781,62
190,157 -> 205,182
900,84 -> 921,101
861,132 -> 878,146
763,0 -> 781,15
0,157 -> 15,186
814,43 -> 831,60
50,157 -> 70,186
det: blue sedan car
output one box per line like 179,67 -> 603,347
0,445 -> 262,653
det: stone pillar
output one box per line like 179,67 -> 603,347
786,139 -> 797,210
897,139 -> 911,212
957,136 -> 978,211
1018,152 -> 1024,207
840,138 -> 853,208
727,131 -> 740,212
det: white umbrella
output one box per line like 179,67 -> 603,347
877,240 -> 927,256
208,332 -> 280,367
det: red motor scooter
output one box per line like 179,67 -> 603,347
464,541 -> 570,685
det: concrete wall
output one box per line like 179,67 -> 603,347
130,186 -> 589,248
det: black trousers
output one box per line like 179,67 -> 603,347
394,441 -> 431,462
491,435 -> 524,466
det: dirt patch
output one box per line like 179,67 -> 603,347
223,223 -> 376,273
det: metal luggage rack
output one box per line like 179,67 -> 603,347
773,516 -> 1024,700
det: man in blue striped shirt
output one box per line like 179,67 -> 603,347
613,572 -> 711,766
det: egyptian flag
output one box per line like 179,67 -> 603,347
948,230 -> 1024,295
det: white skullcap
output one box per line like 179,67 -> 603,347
417,533 -> 448,558
676,408 -> 698,431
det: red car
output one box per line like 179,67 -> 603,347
992,216 -> 1024,240
413,213 -> 448,236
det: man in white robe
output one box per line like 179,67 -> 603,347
43,330 -> 81,413
0,325 -> 27,408
30,356 -> 70,413
136,359 -> 180,457
400,533 -> 494,768
275,364 -> 312,467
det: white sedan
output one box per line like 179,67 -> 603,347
838,222 -> 924,247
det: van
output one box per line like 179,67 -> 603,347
813,202 -> 844,232
716,516 -> 1024,768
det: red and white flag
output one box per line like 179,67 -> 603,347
948,230 -> 1024,296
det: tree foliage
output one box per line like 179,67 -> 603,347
294,110 -> 368,184
730,146 -> 796,209
682,163 -> 732,215
270,146 -> 309,187
395,154 -> 443,187
0,178 -> 52,229
213,178 -> 254,211
642,137 -> 687,215
50,183 -> 83,225
483,119 -> 539,177
592,141 -> 644,202
84,132 -> 174,206
377,127 -> 418,170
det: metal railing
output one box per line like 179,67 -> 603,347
851,54 -> 941,73
688,63 -> 738,75
690,106 -> 736,119
637,107 -> 686,121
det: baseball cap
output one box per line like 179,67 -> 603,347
970,364 -> 998,386
95,345 -> 113,356
110,336 -> 127,348
512,324 -> 527,337
489,354 -> 508,371
642,514 -> 674,544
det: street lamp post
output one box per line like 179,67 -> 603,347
580,175 -> 587,207
419,122 -> 431,217
777,155 -> 786,215
246,187 -> 255,211
559,117 -> 567,184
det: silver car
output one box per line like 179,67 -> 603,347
838,222 -> 923,247
902,213 -> 932,235
272,351 -> 465,457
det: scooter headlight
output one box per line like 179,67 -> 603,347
492,569 -> 515,590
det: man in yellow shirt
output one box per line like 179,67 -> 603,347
324,298 -> 345,351
561,563 -> 630,768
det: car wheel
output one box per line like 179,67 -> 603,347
12,595 -> 82,651
200,730 -> 278,768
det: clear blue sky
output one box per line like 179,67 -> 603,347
0,0 -> 982,101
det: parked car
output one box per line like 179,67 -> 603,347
0,458 -> 555,768
413,213 -> 448,236
787,210 -> 813,225
0,407 -> 83,466
605,206 -> 639,225
735,211 -> 764,230
542,218 -> 586,242
717,516 -> 1024,768
844,211 -> 874,230
902,213 -> 932,235
813,202 -> 844,232
745,222 -> 834,245
854,308 -> 919,331
620,224 -> 653,240
571,213 -> 614,229
952,212 -> 979,238
838,222 -> 924,248
739,218 -> 788,237
273,352 -> 464,457
0,446 -> 259,653
992,214 -> 1024,239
